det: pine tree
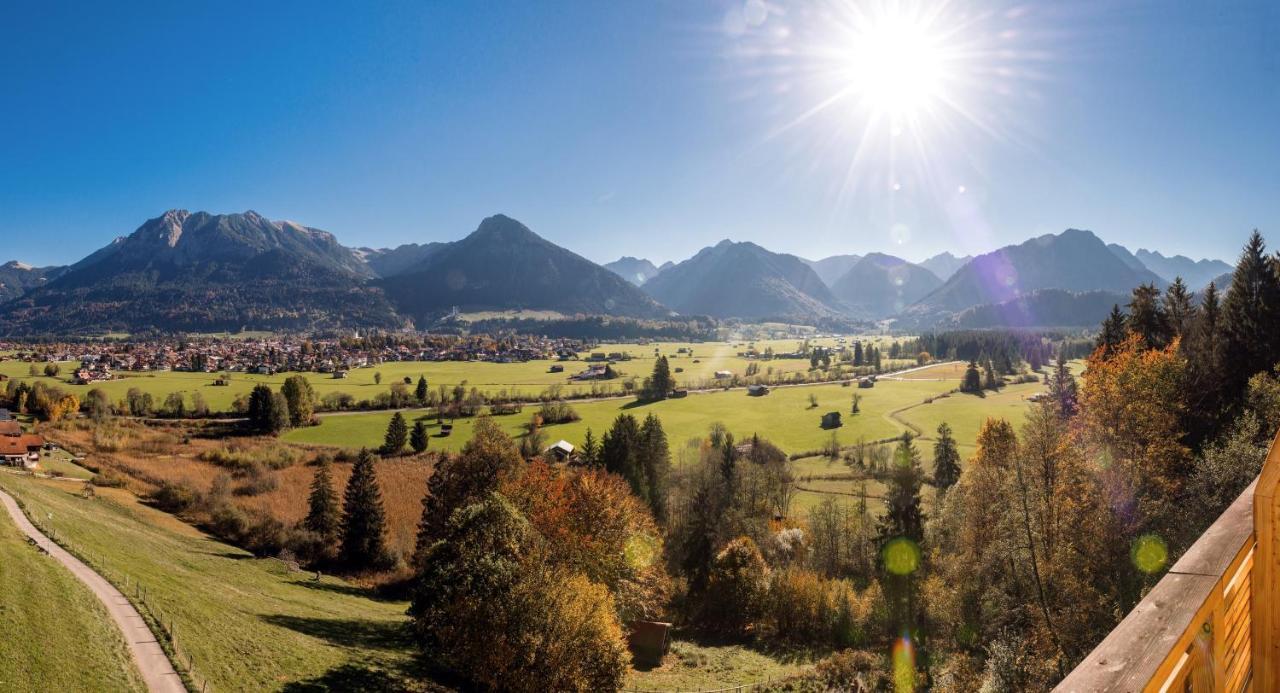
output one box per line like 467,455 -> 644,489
983,359 -> 999,390
305,457 -> 340,544
644,356 -> 674,401
601,414 -> 644,496
854,341 -> 864,366
579,428 -> 600,467
281,375 -> 316,427
410,420 -> 429,453
1046,353 -> 1079,418
639,414 -> 671,523
961,361 -> 982,393
415,375 -> 429,404
1097,304 -> 1127,354
1127,283 -> 1171,349
932,424 -> 961,495
247,385 -> 279,434
873,347 -> 882,372
1163,277 -> 1196,340
1222,231 -> 1280,403
383,412 -> 408,456
878,433 -> 925,545
340,449 -> 389,569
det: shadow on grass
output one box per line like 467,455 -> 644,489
670,628 -> 833,666
289,577 -> 403,603
279,663 -> 409,692
260,614 -> 415,651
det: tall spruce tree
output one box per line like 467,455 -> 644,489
1222,231 -> 1280,404
1046,353 -> 1079,418
1098,304 -> 1127,354
1127,283 -> 1171,349
410,420 -> 430,453
382,412 -> 408,456
602,414 -> 644,497
340,449 -> 389,569
932,424 -> 961,495
644,356 -> 674,401
579,428 -> 600,468
639,414 -> 671,523
961,361 -> 982,393
415,376 -> 429,404
305,457 -> 340,544
1164,278 -> 1196,340
878,433 -> 925,545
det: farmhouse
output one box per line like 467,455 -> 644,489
570,365 -> 609,381
546,440 -> 575,462
0,432 -> 43,468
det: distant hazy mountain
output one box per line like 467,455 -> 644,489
0,210 -> 400,334
803,254 -> 862,287
358,242 -> 447,278
829,253 -> 943,319
603,256 -> 662,286
907,229 -> 1166,321
918,252 -> 971,281
1202,271 -> 1234,294
1107,243 -> 1149,273
1135,249 -> 1232,288
950,289 -> 1127,328
0,261 -> 68,303
643,240 -> 841,320
381,215 -> 667,321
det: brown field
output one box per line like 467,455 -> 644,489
42,421 -> 436,560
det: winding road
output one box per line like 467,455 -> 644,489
0,486 -> 186,693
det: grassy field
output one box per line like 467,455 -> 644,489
0,482 -> 145,692
286,375 -> 957,455
0,473 -> 424,692
0,336 -> 914,413
627,638 -> 820,690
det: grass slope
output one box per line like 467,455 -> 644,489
0,474 -> 423,692
0,485 -> 145,693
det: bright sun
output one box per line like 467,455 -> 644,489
842,10 -> 948,118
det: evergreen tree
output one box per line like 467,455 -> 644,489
1127,283 -> 1171,349
873,347 -> 882,372
1046,353 -> 1079,418
410,420 -> 430,453
1222,231 -> 1280,404
601,414 -> 644,496
383,412 -> 408,456
983,360 -> 999,390
878,433 -> 925,545
961,361 -> 982,393
340,449 -> 389,569
579,428 -> 600,467
854,341 -> 864,366
1097,304 -> 1127,354
1186,281 -> 1226,444
415,375 -> 429,404
246,385 -> 279,434
280,375 -> 316,427
639,414 -> 671,523
932,424 -> 961,495
643,356 -> 674,401
305,457 -> 341,544
1163,277 -> 1196,340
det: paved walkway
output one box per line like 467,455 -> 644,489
0,487 -> 186,693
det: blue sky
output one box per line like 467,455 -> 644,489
2,0 -> 1277,267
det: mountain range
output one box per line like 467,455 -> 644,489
0,209 -> 1235,334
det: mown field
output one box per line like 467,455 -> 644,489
285,374 -> 957,455
0,473 -> 425,692
0,336 -> 913,413
0,481 -> 145,693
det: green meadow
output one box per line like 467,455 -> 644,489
0,336 -> 913,413
0,474 -> 421,692
0,484 -> 145,693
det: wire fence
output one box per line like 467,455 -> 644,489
17,488 -> 213,693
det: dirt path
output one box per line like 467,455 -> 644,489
0,487 -> 186,693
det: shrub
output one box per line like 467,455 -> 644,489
200,443 -> 301,471
538,400 -> 580,425
90,471 -> 127,488
233,467 -> 280,496
151,482 -> 197,513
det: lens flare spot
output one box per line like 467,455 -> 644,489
882,537 -> 921,575
890,223 -> 911,245
1132,534 -> 1168,574
892,635 -> 916,691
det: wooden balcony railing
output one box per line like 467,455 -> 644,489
1057,431 -> 1280,692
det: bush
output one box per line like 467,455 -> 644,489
538,400 -> 580,424
151,482 -> 198,513
200,443 -> 301,471
90,471 -> 127,488
233,467 -> 280,496
807,649 -> 887,690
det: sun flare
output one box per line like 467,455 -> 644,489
841,10 -> 948,118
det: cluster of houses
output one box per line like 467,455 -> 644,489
0,333 -> 602,381
0,409 -> 43,469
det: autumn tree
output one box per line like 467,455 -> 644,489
281,375 -> 316,427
